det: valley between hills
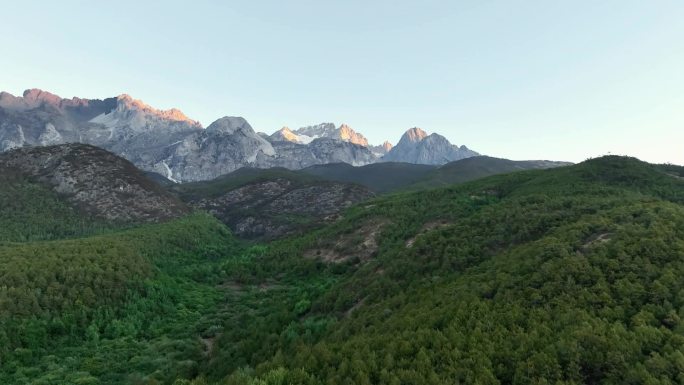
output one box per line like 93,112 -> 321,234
0,139 -> 683,384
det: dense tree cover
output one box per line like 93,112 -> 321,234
244,199 -> 684,385
0,213 -> 240,384
170,168 -> 322,201
199,156 -> 684,384
656,163 -> 684,178
0,167 -> 112,242
2,156 -> 684,384
405,156 -> 570,191
299,162 -> 436,193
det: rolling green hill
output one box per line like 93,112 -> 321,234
2,155 -> 684,385
299,157 -> 570,193
300,162 -> 437,193
0,213 -> 239,384
408,155 -> 572,190
198,156 -> 684,385
160,158 -> 569,241
169,167 -> 322,201
656,163 -> 684,178
0,145 -> 242,383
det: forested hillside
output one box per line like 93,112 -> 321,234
0,165 -> 110,242
197,156 -> 684,384
300,162 -> 436,193
2,155 -> 684,384
0,213 -> 239,384
299,156 -> 570,193
232,156 -> 684,385
407,156 -> 572,190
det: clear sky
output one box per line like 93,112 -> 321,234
2,0 -> 683,164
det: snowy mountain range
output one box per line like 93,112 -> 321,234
0,89 -> 480,182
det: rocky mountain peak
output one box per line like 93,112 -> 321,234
338,123 -> 353,135
274,122 -> 370,147
115,94 -> 200,125
206,116 -> 253,134
22,88 -> 63,105
297,122 -> 336,135
423,132 -> 449,144
271,126 -> 299,142
369,140 -> 394,157
399,127 -> 428,145
0,89 -> 94,111
337,123 -> 369,146
382,128 -> 479,165
0,88 -> 482,180
0,91 -> 25,110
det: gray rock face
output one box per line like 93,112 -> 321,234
382,127 -> 479,164
0,89 -> 206,181
270,122 -> 370,146
0,143 -> 189,223
369,141 -> 393,157
0,89 -> 481,180
0,89 -> 140,150
159,117 -> 276,182
184,177 -> 374,239
0,118 -> 26,151
295,122 -> 338,139
269,127 -> 300,143
261,138 -> 377,169
0,89 -> 380,181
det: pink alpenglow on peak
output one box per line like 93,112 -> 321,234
337,123 -> 369,146
114,94 -> 200,126
402,127 -> 428,143
271,122 -> 370,147
382,127 -> 479,165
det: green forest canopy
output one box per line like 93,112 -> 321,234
1,156 -> 684,385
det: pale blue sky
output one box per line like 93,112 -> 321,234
2,1 -> 683,164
